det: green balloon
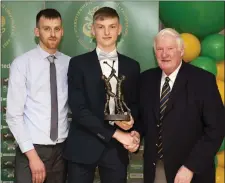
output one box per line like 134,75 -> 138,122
218,139 -> 225,152
190,56 -> 217,75
201,34 -> 225,62
159,2 -> 224,39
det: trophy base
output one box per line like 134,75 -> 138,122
104,114 -> 130,121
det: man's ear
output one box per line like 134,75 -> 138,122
181,48 -> 184,57
91,24 -> 95,37
180,44 -> 185,57
61,27 -> 64,36
34,27 -> 40,37
118,23 -> 122,35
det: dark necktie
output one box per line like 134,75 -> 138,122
47,55 -> 58,141
157,76 -> 170,159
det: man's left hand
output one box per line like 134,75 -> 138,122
174,165 -> 193,183
115,114 -> 134,131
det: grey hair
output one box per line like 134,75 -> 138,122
153,28 -> 184,51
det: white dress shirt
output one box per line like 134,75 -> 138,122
96,47 -> 118,124
160,61 -> 182,97
6,45 -> 71,153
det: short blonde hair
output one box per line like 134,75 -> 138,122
153,28 -> 184,51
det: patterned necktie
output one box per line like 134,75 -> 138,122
47,55 -> 58,141
157,76 -> 170,159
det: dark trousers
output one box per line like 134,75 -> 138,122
15,143 -> 67,183
68,146 -> 128,183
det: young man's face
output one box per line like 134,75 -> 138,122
92,17 -> 122,52
34,16 -> 63,54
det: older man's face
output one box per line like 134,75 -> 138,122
155,34 -> 183,75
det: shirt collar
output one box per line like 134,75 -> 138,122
37,44 -> 61,60
161,61 -> 182,84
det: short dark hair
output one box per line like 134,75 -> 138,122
93,7 -> 119,22
36,8 -> 61,27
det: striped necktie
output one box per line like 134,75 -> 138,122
157,76 -> 170,159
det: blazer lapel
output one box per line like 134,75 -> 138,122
153,68 -> 162,121
88,49 -> 105,101
89,49 -> 103,79
117,53 -> 125,76
117,53 -> 127,96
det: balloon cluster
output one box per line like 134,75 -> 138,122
159,2 -> 224,182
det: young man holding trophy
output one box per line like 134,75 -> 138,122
64,6 -> 140,183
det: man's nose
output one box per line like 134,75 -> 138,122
50,30 -> 56,36
104,28 -> 110,35
162,50 -> 169,58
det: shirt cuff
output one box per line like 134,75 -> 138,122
109,121 -> 115,126
18,140 -> 34,153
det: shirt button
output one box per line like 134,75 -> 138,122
153,163 -> 156,166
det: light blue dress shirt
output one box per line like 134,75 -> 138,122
6,45 -> 71,153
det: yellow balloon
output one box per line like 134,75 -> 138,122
216,80 -> 224,104
216,167 -> 224,183
181,33 -> 201,62
216,61 -> 224,81
217,151 -> 224,167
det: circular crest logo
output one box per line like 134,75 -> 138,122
74,2 -> 129,51
1,4 -> 16,49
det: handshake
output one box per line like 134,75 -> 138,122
112,115 -> 140,153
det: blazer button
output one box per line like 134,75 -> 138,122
97,133 -> 105,140
153,163 -> 156,166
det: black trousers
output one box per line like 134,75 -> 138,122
67,146 -> 128,183
15,142 -> 67,183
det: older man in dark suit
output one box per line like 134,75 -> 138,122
133,28 -> 225,183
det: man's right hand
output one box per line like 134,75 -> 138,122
124,131 -> 140,152
25,149 -> 46,183
112,129 -> 140,146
